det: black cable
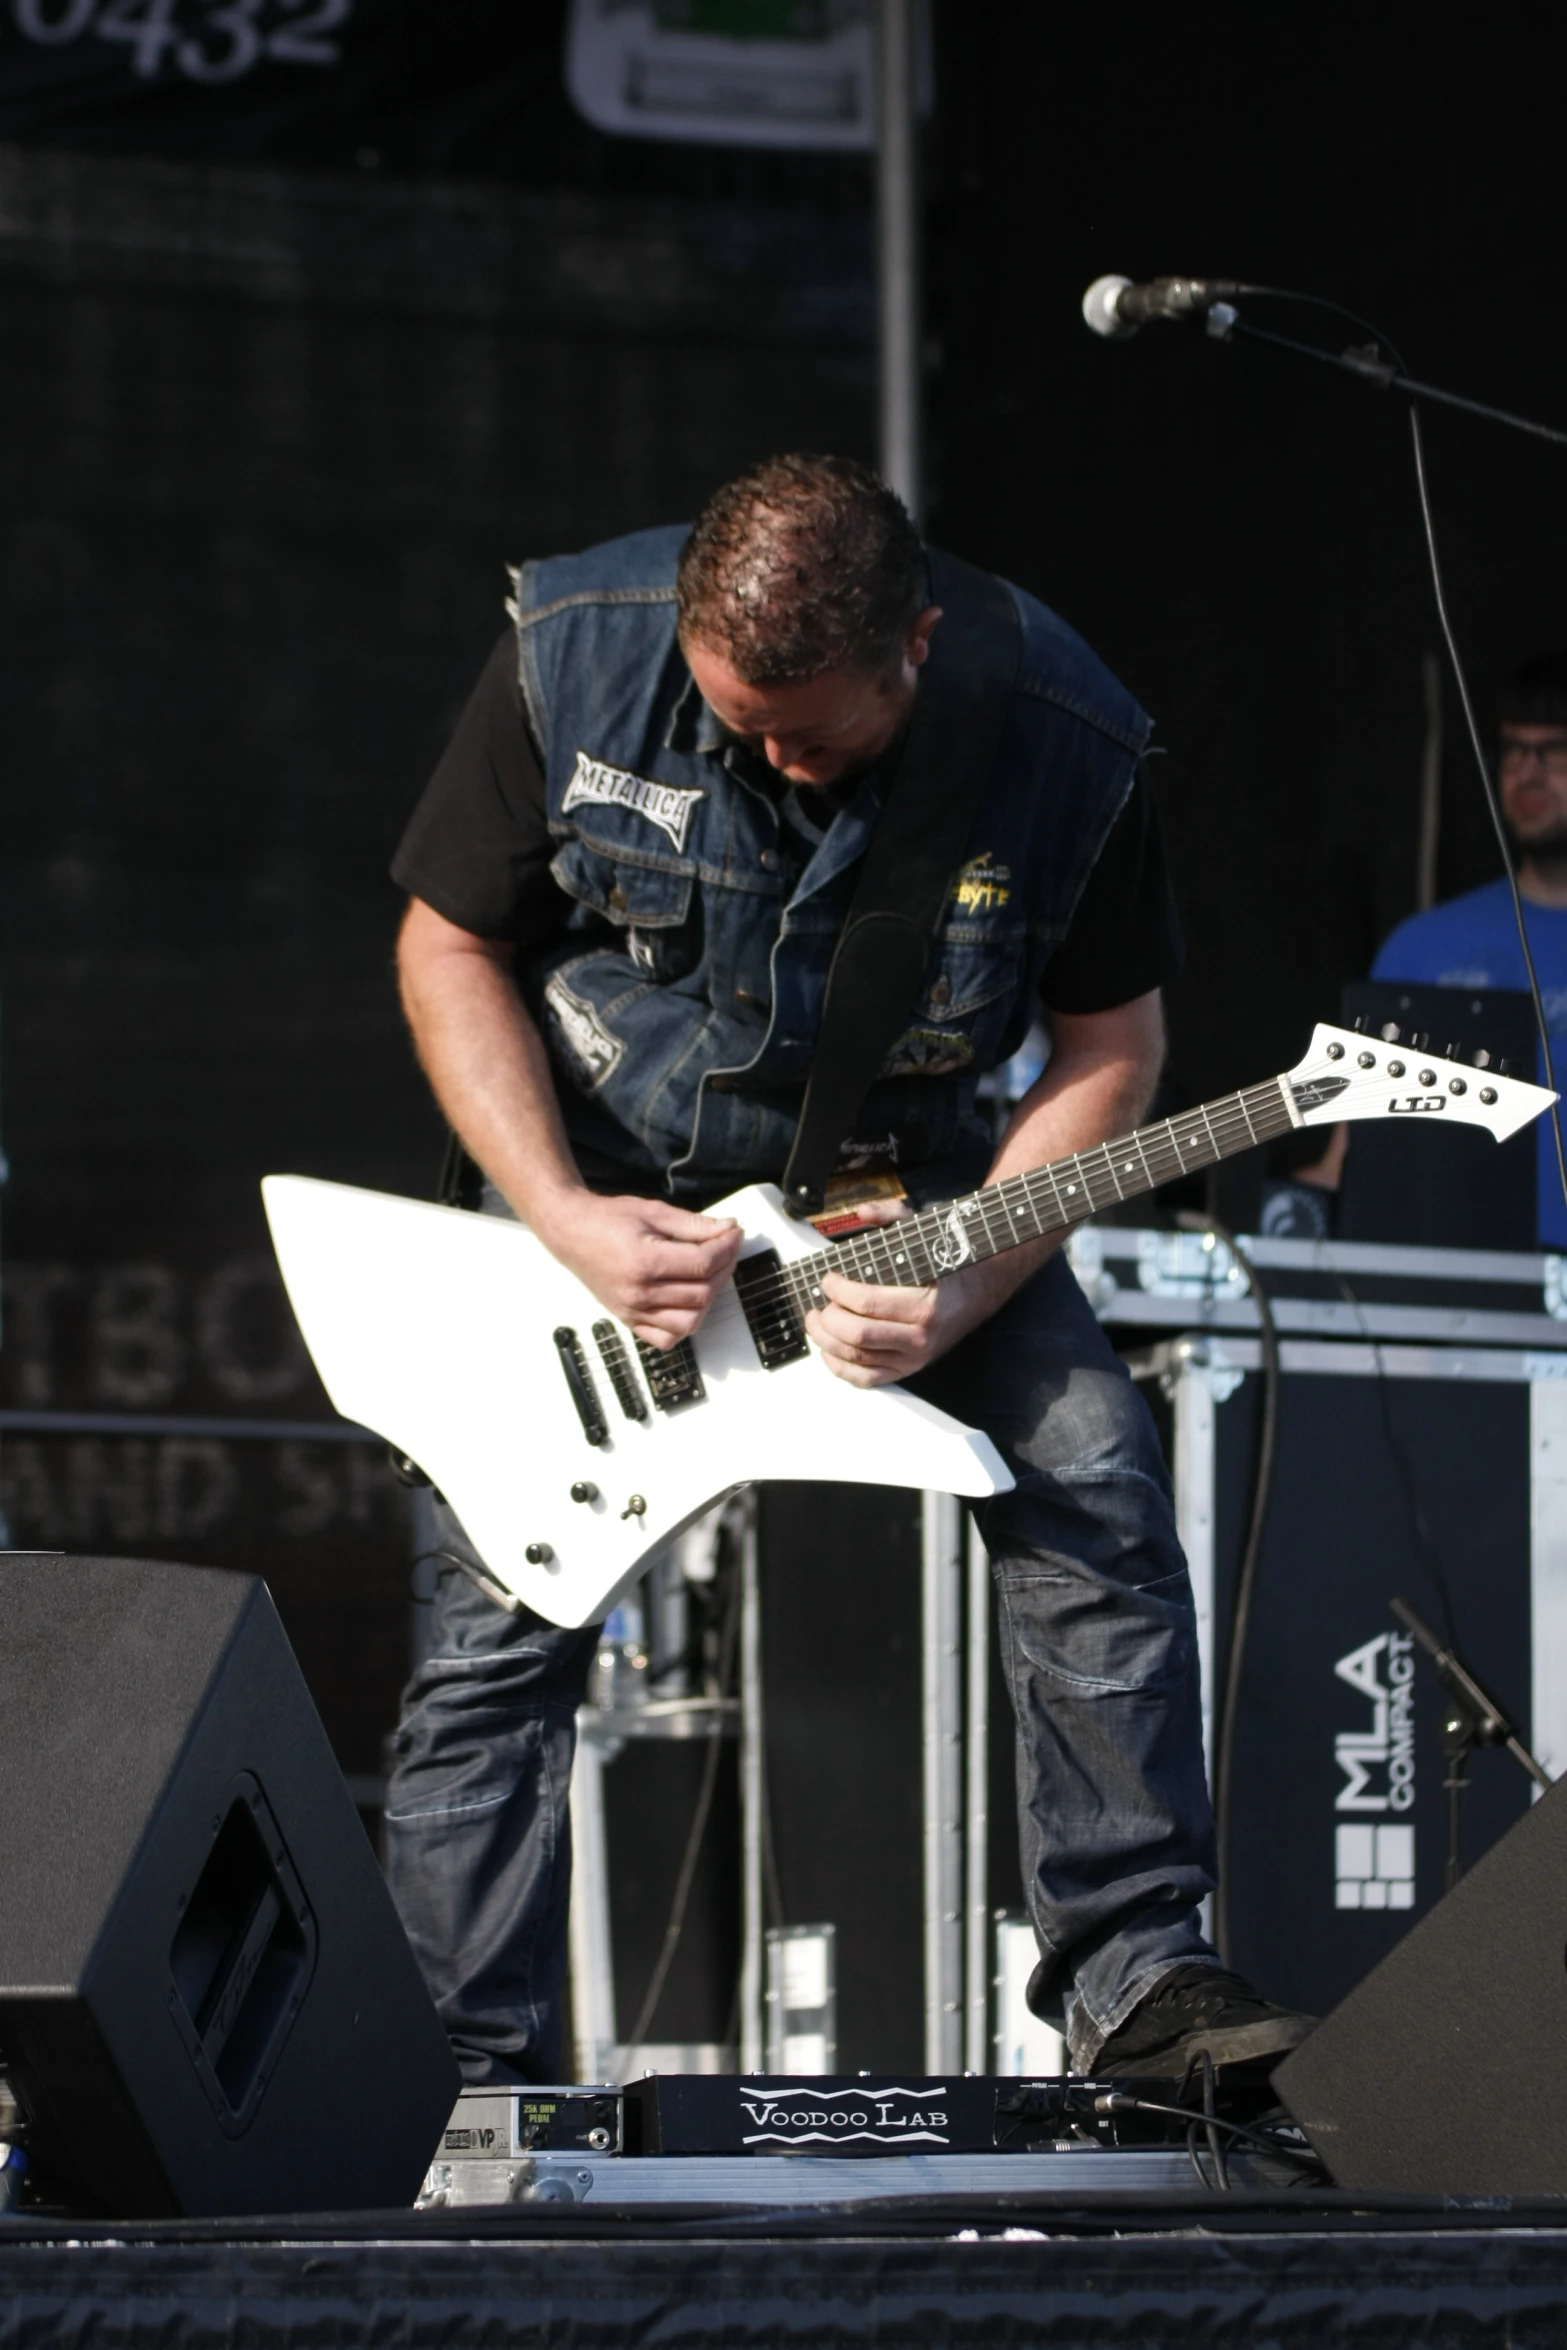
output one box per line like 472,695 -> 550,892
1406,405 -> 1567,1215
1201,282 -> 1567,1217
1101,2093 -> 1323,2173
1198,2050 -> 1229,2192
1212,285 -> 1567,445
1173,1213 -> 1279,1964
1228,285 -> 1409,373
1184,2120 -> 1218,2193
1149,281 -> 1567,1883
1225,313 -> 1567,450
1331,1275 -> 1460,1646
411,1546 -> 522,1616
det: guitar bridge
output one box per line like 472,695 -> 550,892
733,1249 -> 807,1369
553,1326 -> 608,1447
634,1334 -> 705,1412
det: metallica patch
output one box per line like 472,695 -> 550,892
562,751 -> 705,854
544,971 -> 624,1091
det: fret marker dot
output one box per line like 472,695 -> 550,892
1067,1184 -> 1077,1194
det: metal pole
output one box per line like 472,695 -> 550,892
921,1490 -> 963,2070
738,1491 -> 765,2072
567,1732 -> 616,2082
1170,1345 -> 1218,1785
876,0 -> 921,520
963,1512 -> 990,2074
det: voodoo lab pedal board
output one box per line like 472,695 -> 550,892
620,2074 -> 1203,2156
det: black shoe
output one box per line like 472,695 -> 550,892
1091,1964 -> 1317,2080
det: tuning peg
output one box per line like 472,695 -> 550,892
1352,1014 -> 1368,1034
1444,1041 -> 1462,1061
1473,1048 -> 1493,1070
1499,1058 -> 1516,1079
1411,1030 -> 1429,1051
1380,1022 -> 1402,1044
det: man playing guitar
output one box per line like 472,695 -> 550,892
384,453 -> 1313,2090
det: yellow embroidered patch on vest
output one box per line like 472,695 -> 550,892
949,853 -> 1012,915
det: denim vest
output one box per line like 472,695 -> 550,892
511,524 -> 1151,1206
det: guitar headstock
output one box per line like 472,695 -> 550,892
1286,1021 -> 1557,1143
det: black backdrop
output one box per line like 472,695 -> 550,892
934,14 -> 1567,1189
1,0 -> 1563,2052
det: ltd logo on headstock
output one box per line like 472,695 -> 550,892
1287,1020 -> 1555,1146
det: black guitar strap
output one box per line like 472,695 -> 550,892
779,549 -> 1024,1217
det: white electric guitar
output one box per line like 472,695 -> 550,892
263,1022 -> 1554,1628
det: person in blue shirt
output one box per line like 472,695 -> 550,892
1373,652 -> 1567,1247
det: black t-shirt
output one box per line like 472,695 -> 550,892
393,632 -> 1183,1015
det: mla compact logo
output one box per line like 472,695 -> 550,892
1333,1630 -> 1416,1912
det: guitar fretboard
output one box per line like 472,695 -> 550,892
777,1075 -> 1296,1314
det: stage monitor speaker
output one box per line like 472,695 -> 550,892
0,1552 -> 458,2217
1275,1768 -> 1567,2194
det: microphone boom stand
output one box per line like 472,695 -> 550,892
1389,1594 -> 1551,1894
1202,304 -> 1567,451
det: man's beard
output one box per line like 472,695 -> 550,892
1511,820 -> 1567,881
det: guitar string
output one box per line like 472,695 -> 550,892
760,1081 -> 1294,1315
725,1078 -> 1299,1327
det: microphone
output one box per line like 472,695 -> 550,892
1082,275 -> 1246,340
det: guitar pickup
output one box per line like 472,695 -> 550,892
554,1326 -> 608,1447
634,1335 -> 705,1412
592,1320 -> 648,1422
733,1249 -> 808,1369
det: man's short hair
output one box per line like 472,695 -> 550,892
677,453 -> 925,685
1499,652 -> 1567,729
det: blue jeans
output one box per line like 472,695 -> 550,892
911,1252 -> 1218,2065
384,1532 -> 599,2084
384,1250 -> 1217,2081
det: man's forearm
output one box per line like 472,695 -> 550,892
809,995 -> 1166,1386
960,999 -> 1166,1313
396,903 -> 585,1236
398,898 -> 745,1342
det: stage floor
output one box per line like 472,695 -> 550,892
4,2191 -> 1567,2346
